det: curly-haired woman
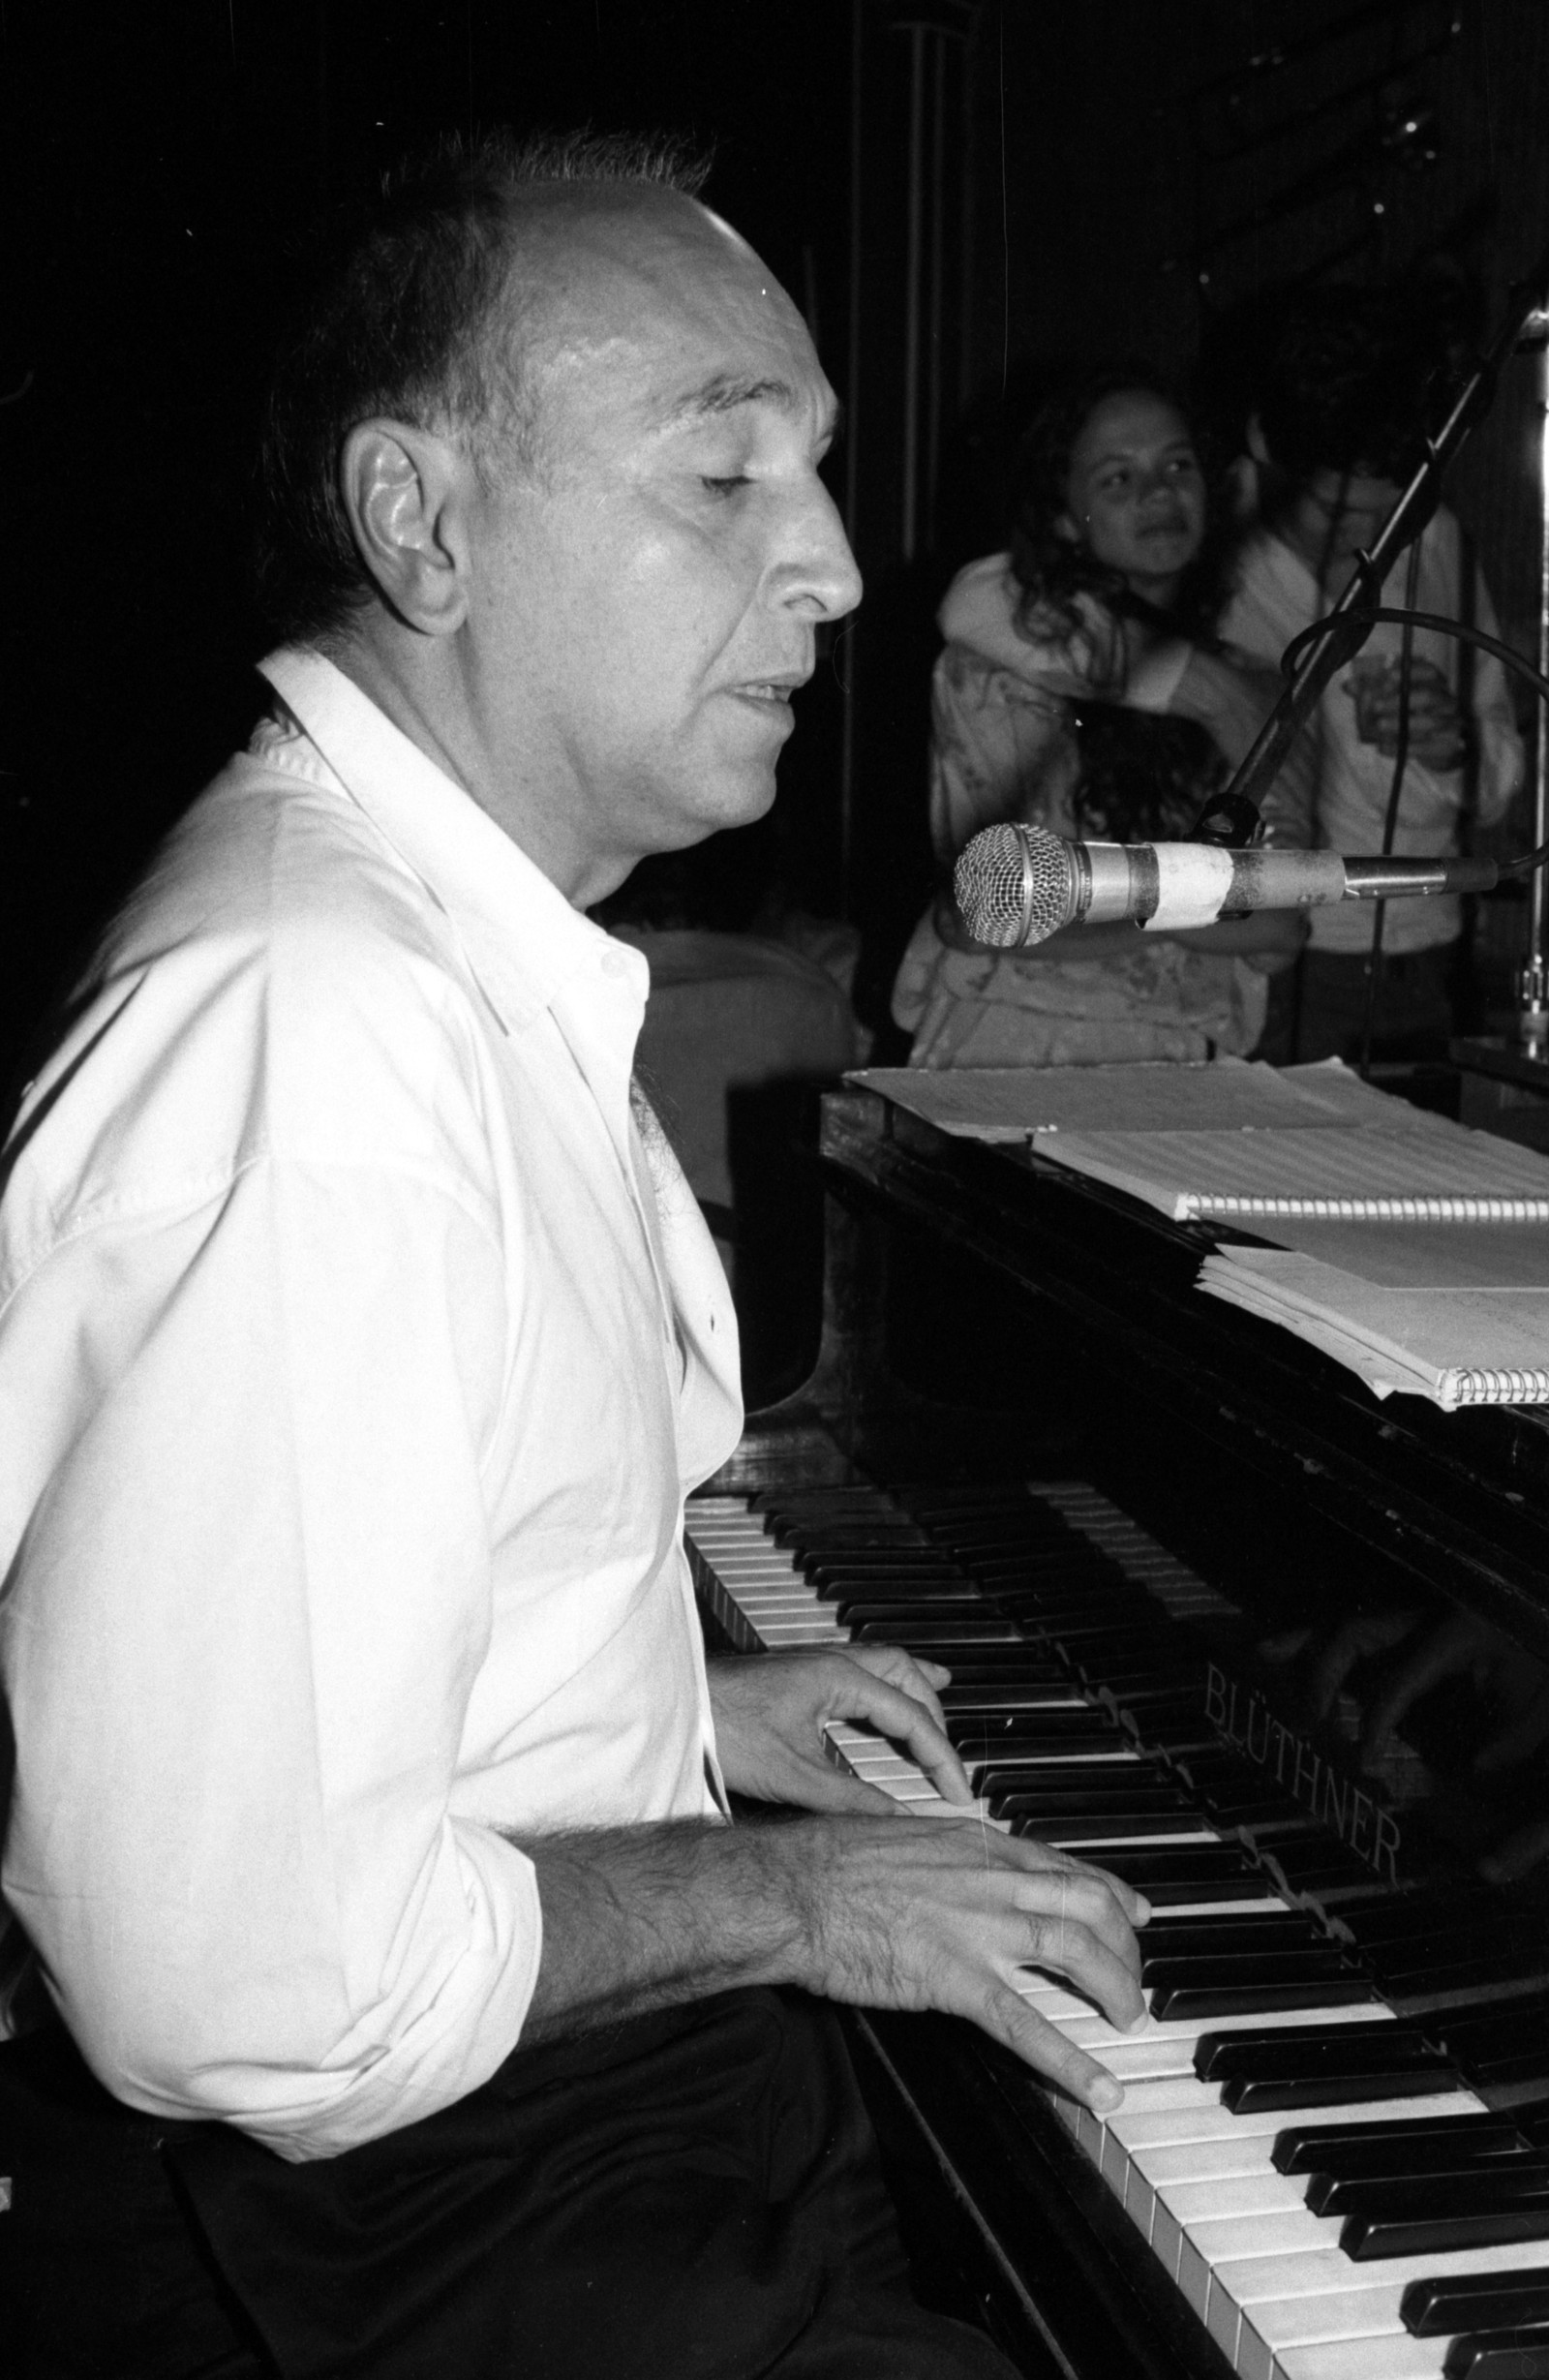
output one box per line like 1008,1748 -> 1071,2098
895,369 -> 1306,1068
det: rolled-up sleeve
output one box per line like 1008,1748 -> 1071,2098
0,1150 -> 538,2161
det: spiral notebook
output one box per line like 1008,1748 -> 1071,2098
1198,1246 -> 1549,1410
1024,1124 -> 1549,1222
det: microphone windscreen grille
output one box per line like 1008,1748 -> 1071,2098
954,823 -> 1071,947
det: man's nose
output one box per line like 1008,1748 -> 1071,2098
785,481 -> 863,623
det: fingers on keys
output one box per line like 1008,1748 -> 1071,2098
830,1650 -> 976,1805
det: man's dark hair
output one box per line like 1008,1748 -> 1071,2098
1252,285 -> 1453,487
254,128 -> 712,647
1007,362 -> 1238,647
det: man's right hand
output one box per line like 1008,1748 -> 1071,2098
519,1810 -> 1149,2113
792,1814 -> 1149,2110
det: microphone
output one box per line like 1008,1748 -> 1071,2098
952,822 -> 1501,950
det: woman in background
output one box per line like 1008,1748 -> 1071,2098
894,367 -> 1305,1068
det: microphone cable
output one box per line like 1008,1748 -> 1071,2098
1359,541 -> 1424,1081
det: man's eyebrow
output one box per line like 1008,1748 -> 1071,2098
657,373 -> 845,440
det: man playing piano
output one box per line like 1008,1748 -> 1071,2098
0,133 -> 1145,2378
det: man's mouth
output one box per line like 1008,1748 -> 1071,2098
731,672 -> 809,701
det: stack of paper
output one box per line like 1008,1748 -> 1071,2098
845,1056 -> 1549,1407
1199,1244 -> 1549,1410
846,1055 -> 1419,1142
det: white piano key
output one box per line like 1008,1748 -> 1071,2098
1273,2338 -> 1448,2380
1057,2000 -> 1396,2053
1105,2088 -> 1484,2155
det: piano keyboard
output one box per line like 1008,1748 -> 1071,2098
685,1483 -> 1549,2380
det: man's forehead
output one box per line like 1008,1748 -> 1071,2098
516,198 -> 832,434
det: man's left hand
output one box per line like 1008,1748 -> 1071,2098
707,1646 -> 976,1816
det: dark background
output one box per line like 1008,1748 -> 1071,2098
5,0 -> 1549,1083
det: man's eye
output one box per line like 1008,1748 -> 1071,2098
1098,472 -> 1131,495
702,474 -> 749,497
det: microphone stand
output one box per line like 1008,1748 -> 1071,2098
1221,233 -> 1549,839
1520,304 -> 1549,1050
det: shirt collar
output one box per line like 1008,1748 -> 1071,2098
256,646 -> 648,1034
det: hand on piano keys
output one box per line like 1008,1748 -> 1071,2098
704,1638 -> 1151,2109
772,1806 -> 1151,2112
705,1639 -> 982,1815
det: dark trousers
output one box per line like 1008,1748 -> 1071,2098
0,1992 -> 1016,2380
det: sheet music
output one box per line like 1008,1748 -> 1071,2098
849,1057 -> 1369,1142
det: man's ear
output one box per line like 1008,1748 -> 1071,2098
1053,510 -> 1082,545
1245,412 -> 1271,468
339,420 -> 470,634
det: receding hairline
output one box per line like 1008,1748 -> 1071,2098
461,183 -> 814,468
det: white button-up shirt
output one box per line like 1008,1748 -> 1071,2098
0,651 -> 743,2160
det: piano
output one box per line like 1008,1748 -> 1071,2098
686,1083 -> 1549,2380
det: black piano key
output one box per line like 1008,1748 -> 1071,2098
938,1677 -> 1105,1708
1125,1712 -> 1233,1757
844,1608 -> 1022,1639
1197,2022 -> 1449,2085
959,1565 -> 1143,1602
1205,2019 -> 1467,2111
1016,1811 -> 1211,1846
1275,2111 -> 1528,2175
810,1569 -> 982,1597
969,1744 -> 1132,1785
1308,2148 -> 1549,2212
1212,1800 -> 1329,1838
868,1633 -> 1048,1663
1142,1912 -> 1327,1957
1154,1975 -> 1379,2023
980,1761 -> 1180,1793
1389,1963 -> 1549,2024
1095,1843 -> 1264,1887
970,1742 -> 1161,1780
1142,1945 -> 1357,1989
1404,2271 -> 1549,2335
1229,2065 -> 1465,2114
1342,2175 -> 1549,2261
950,1702 -> 1109,1743
1443,2328 -> 1549,2379
1091,1663 -> 1204,1693
989,1781 -> 1193,1815
785,1541 -> 941,1566
774,1520 -> 930,1549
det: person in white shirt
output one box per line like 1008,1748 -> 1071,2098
1220,286 -> 1524,1063
0,134 -> 1146,2379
